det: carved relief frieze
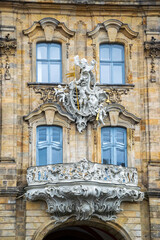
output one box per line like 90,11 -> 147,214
0,34 -> 17,80
25,159 -> 144,223
32,86 -> 56,103
106,88 -> 131,103
144,37 -> 160,82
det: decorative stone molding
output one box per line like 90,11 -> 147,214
0,33 -> 17,80
25,159 -> 144,223
23,17 -> 75,39
105,87 -> 133,104
144,37 -> 160,82
24,103 -> 74,124
24,103 -> 72,165
87,20 -> 138,40
32,85 -> 56,103
106,103 -> 140,128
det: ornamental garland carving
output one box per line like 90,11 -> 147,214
144,37 -> 160,82
0,34 -> 17,80
25,159 -> 144,223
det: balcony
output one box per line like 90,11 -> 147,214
25,159 -> 144,223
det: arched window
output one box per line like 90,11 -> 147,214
100,44 -> 125,84
36,126 -> 63,166
101,127 -> 127,166
36,43 -> 62,83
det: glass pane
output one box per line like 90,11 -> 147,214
102,149 -> 111,164
52,127 -> 61,143
52,148 -> 62,164
112,46 -> 123,61
112,64 -> 123,84
37,44 -> 47,59
100,45 -> 110,61
116,129 -> 125,144
116,148 -> 125,166
50,63 -> 61,83
38,148 -> 47,166
100,64 -> 110,84
38,127 -> 47,142
102,129 -> 111,143
37,62 -> 48,83
50,44 -> 61,60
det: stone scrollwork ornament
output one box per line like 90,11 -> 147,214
55,56 -> 108,132
25,159 -> 144,223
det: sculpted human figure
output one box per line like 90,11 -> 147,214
55,55 -> 108,132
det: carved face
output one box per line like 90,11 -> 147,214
88,95 -> 98,107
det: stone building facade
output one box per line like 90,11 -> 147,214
0,0 -> 160,239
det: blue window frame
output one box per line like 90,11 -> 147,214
36,126 -> 63,166
101,127 -> 127,166
100,44 -> 125,84
36,43 -> 62,83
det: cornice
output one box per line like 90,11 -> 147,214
2,0 -> 160,5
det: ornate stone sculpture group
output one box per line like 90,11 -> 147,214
26,159 -> 144,223
55,56 -> 108,132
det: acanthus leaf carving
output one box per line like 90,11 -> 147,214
25,159 -> 144,223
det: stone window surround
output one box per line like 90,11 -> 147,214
23,17 -> 75,84
24,104 -> 71,167
93,104 -> 140,168
32,37 -> 67,84
97,39 -> 129,84
23,18 -> 138,86
24,103 -> 140,168
87,19 -> 139,84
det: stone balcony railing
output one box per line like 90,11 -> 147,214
25,159 -> 144,223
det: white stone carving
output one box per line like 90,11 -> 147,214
55,56 -> 108,132
27,159 -> 138,186
25,159 -> 144,223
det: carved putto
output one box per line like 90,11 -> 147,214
55,56 -> 108,132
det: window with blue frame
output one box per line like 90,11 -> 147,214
36,43 -> 62,83
36,126 -> 63,166
100,44 -> 125,84
101,127 -> 127,166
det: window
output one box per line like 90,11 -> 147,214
100,44 -> 125,84
101,127 -> 127,166
36,126 -> 63,166
36,43 -> 62,83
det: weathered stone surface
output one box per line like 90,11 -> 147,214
0,0 -> 160,239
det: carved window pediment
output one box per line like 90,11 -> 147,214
24,103 -> 73,126
24,103 -> 72,166
23,17 -> 75,41
104,103 -> 140,128
87,19 -> 138,41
